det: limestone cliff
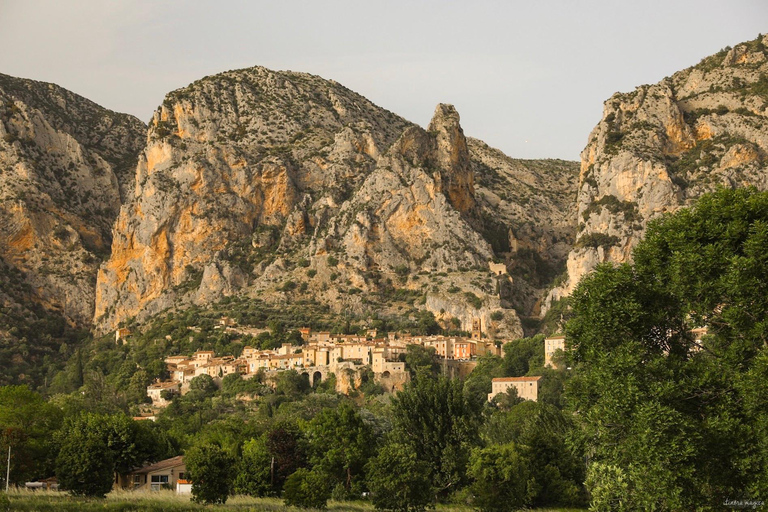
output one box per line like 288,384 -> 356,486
0,73 -> 145,326
94,66 -> 577,339
94,67 -> 412,330
546,35 -> 768,310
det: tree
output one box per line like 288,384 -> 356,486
189,374 -> 217,396
462,354 -> 504,404
502,335 -> 543,376
390,375 -> 482,500
56,413 -> 165,478
56,425 -> 114,497
566,189 -> 768,509
234,436 -> 273,497
0,386 -> 61,484
305,403 -> 375,496
282,468 -> 331,509
186,443 -> 235,504
232,424 -> 305,497
467,443 -> 530,511
401,344 -> 439,379
366,442 -> 432,512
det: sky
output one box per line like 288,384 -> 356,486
0,1 -> 765,160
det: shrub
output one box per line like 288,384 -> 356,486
366,443 -> 432,512
186,443 -> 235,505
282,468 -> 331,509
327,255 -> 339,267
464,292 -> 483,309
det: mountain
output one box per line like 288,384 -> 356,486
546,35 -> 768,310
92,67 -> 579,337
0,73 -> 145,385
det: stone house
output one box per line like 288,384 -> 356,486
488,376 -> 542,402
118,455 -> 186,492
544,335 -> 566,368
146,381 -> 180,407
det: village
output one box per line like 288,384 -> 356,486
141,317 -> 568,411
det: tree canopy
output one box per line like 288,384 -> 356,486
567,188 -> 768,509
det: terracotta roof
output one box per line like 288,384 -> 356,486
492,376 -> 542,382
131,456 -> 185,474
148,381 -> 179,390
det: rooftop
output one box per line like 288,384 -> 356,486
492,376 -> 542,382
130,455 -> 185,475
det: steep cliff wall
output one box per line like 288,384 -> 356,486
547,35 -> 768,310
0,73 -> 145,326
93,66 -> 577,339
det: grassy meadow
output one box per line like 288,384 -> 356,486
2,488 -> 586,511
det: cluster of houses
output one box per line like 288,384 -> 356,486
145,320 -> 514,407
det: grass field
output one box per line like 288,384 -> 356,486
2,488 -> 587,511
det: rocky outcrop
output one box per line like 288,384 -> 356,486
93,66 -> 576,339
546,35 -> 768,309
94,67 -> 412,330
0,73 -> 145,326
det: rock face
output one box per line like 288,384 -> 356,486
546,35 -> 768,309
94,67 -> 578,338
0,73 -> 145,326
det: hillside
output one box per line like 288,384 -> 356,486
547,34 -> 768,309
93,67 -> 579,339
0,73 -> 145,386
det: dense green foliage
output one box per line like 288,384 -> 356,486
390,376 -> 482,500
186,443 -> 235,504
0,386 -> 61,484
54,412 -> 171,497
0,261 -> 87,391
282,468 -> 331,509
365,443 -> 432,512
55,426 -> 114,498
567,188 -> 768,509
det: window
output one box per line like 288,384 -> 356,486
132,475 -> 141,487
150,474 -> 169,491
178,472 -> 185,480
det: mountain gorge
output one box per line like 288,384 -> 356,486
0,73 -> 145,384
2,35 -> 767,389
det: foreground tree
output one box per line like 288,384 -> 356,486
282,468 -> 331,509
56,427 -> 114,497
186,443 -> 234,504
390,375 -> 482,500
468,443 -> 529,511
305,402 -> 374,496
234,422 -> 305,497
0,386 -> 61,484
567,188 -> 768,509
366,442 -> 432,512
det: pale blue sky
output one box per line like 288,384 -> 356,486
0,0 -> 765,159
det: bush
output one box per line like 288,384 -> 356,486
366,443 -> 432,512
186,443 -> 235,505
468,443 -> 530,511
56,428 -> 114,497
283,468 -> 331,509
464,292 -> 483,309
490,311 -> 504,321
327,255 -> 339,267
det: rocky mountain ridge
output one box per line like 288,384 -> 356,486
0,73 -> 145,326
92,66 -> 579,338
546,35 -> 768,310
